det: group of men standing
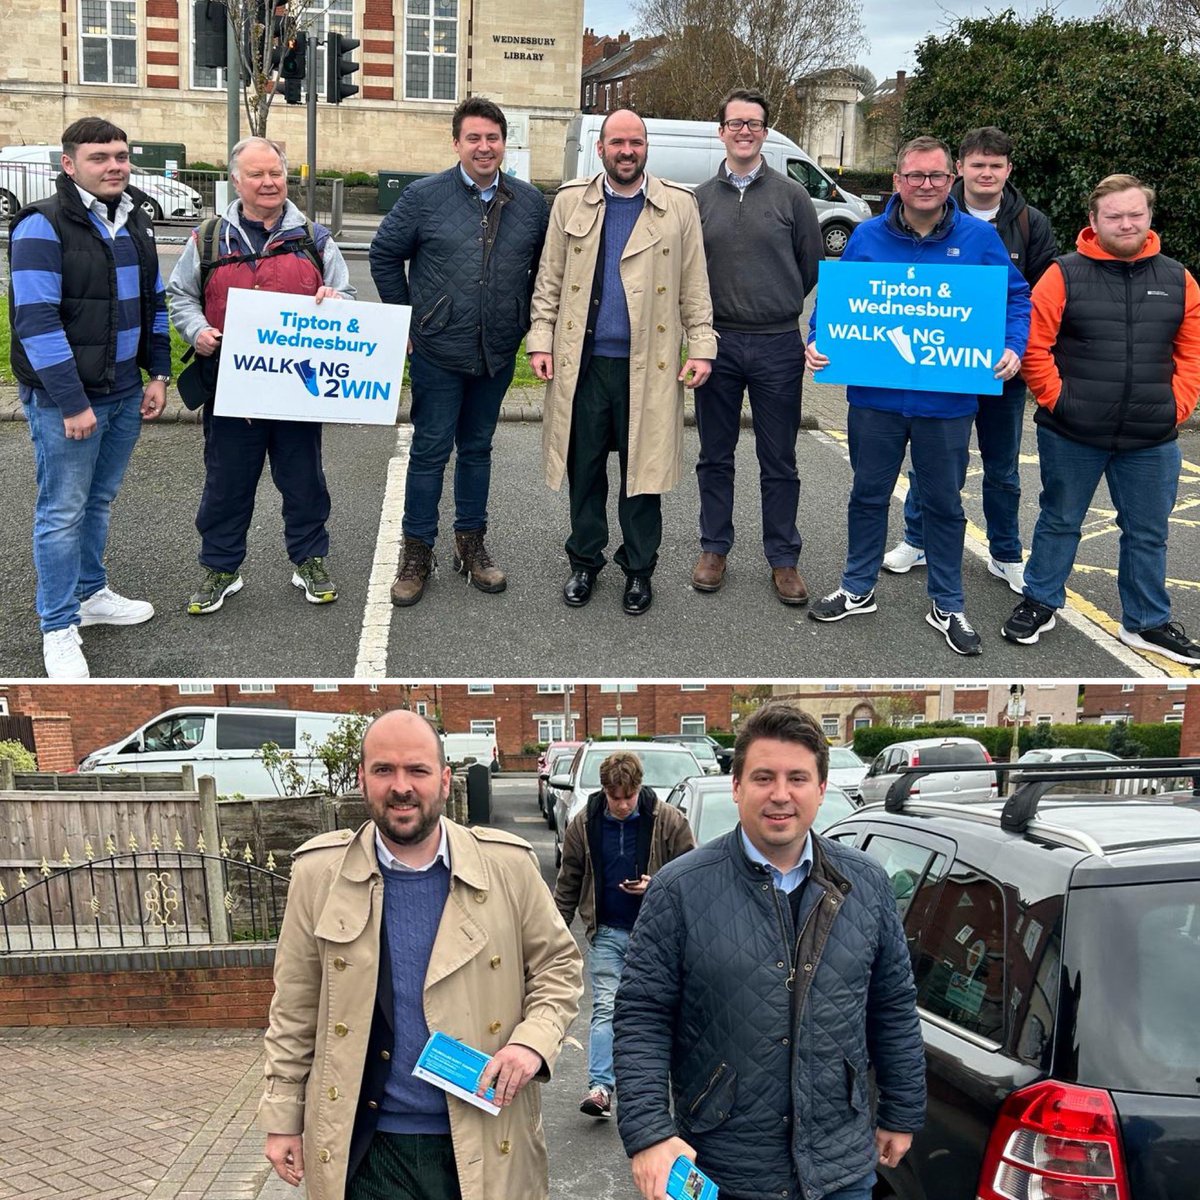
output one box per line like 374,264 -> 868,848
257,701 -> 925,1200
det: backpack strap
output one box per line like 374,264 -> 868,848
196,215 -> 326,294
1017,205 -> 1030,253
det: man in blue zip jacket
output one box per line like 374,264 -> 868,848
805,135 -> 1031,656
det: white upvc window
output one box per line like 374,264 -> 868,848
680,683 -> 706,692
81,0 -> 137,85
468,683 -> 494,694
312,683 -> 339,692
470,719 -> 496,735
178,683 -> 215,694
239,683 -> 276,694
680,715 -> 706,735
537,716 -> 567,742
600,683 -> 637,693
821,716 -> 839,737
602,717 -> 638,736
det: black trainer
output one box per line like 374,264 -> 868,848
927,604 -> 982,656
1119,621 -> 1200,665
1001,598 -> 1056,645
808,587 -> 877,622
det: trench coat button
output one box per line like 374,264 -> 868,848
570,284 -> 580,292
566,320 -> 574,330
328,1086 -> 339,1100
335,1022 -> 349,1037
662,247 -> 670,255
499,1140 -> 512,1155
489,1020 -> 502,1033
380,1050 -> 391,1061
657,361 -> 666,370
333,956 -> 347,970
656,324 -> 666,333
367,1100 -> 379,1109
475,891 -> 486,903
656,285 -> 666,294
318,1149 -> 331,1164
341,830 -> 351,839
573,246 -> 582,254
490,955 -> 502,968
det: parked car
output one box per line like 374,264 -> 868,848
827,745 -> 868,798
857,735 -> 996,806
0,144 -> 202,221
822,758 -> 1200,1200
665,774 -> 857,844
1016,747 -> 1121,765
538,748 -> 578,828
547,739 -> 703,865
537,740 -> 582,821
651,733 -> 722,775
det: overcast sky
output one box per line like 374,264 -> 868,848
583,0 -> 1103,86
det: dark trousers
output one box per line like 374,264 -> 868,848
196,406 -> 330,572
347,1132 -> 462,1200
694,328 -> 805,565
566,355 -> 662,576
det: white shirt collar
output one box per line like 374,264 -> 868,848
375,819 -> 451,873
603,174 -> 648,198
74,184 -> 132,236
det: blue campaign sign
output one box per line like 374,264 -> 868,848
814,261 -> 1008,395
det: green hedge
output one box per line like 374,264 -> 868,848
851,722 -> 1180,761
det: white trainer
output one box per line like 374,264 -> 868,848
988,558 -> 1026,594
882,542 -> 926,573
78,586 -> 155,626
43,628 -> 90,678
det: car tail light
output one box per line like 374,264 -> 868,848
977,1080 -> 1131,1200
982,748 -> 993,762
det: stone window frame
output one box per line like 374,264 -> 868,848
404,0 -> 458,103
80,0 -> 138,87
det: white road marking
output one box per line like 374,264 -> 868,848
354,423 -> 411,677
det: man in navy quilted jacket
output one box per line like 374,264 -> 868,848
613,702 -> 925,1200
369,97 -> 549,607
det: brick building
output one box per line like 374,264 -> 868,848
1079,682 -> 1193,726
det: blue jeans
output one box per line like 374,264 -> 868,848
903,379 -> 1026,562
822,1172 -> 877,1200
403,350 -> 516,545
587,925 -> 631,1091
1024,425 -> 1180,631
844,406 -> 973,611
24,388 -> 144,633
694,329 -> 805,565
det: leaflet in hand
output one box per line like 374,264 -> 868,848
412,1031 -> 501,1115
667,1156 -> 718,1200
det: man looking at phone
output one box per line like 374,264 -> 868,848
554,751 -> 695,1119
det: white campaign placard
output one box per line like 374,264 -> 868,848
213,288 -> 411,425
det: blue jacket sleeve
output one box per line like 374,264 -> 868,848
613,875 -> 686,1157
150,266 -> 171,378
368,185 -> 420,306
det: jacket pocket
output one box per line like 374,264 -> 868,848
418,293 -> 452,334
845,1057 -> 869,1115
681,1061 -> 737,1134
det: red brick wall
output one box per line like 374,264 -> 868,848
1080,684 -> 1193,724
30,712 -> 75,771
0,966 -> 273,1028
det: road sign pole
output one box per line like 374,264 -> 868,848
306,31 -> 318,221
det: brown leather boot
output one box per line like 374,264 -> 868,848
453,528 -> 507,593
691,551 -> 727,592
390,537 -> 435,607
772,566 -> 809,606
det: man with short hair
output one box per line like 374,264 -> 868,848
168,136 -> 353,615
1002,173 -> 1200,664
554,750 -> 695,1119
806,135 -> 1031,656
884,126 -> 1056,592
613,702 -> 925,1200
370,97 -> 549,607
259,708 -> 582,1200
691,88 -> 823,606
10,116 -> 170,678
529,108 -> 717,616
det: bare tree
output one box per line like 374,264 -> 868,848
1102,0 -> 1200,49
633,0 -> 866,134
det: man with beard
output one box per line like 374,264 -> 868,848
258,709 -> 582,1200
529,108 -> 717,615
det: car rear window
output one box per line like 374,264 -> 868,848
1063,880 -> 1200,1096
579,747 -> 698,789
917,743 -> 987,767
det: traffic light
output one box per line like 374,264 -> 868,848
281,31 -> 306,104
194,0 -> 228,70
325,31 -> 360,104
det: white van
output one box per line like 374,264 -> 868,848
442,733 -> 498,768
561,114 -> 872,257
77,707 -> 347,796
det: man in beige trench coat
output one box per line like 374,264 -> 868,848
529,108 -> 717,616
257,709 -> 582,1200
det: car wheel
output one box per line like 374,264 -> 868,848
0,189 -> 18,219
823,221 -> 852,257
554,828 -> 562,868
546,803 -> 557,830
140,196 -> 164,222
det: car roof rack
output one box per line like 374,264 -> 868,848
882,757 -> 1200,833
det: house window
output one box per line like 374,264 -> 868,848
1167,682 -> 1187,691
470,719 -> 496,735
603,83 -> 611,109
853,716 -> 871,729
616,80 -> 623,101
537,684 -> 566,694
468,684 -> 494,694
824,684 -> 841,691
537,716 -> 567,742
178,683 -> 215,695
680,715 -> 706,735
821,715 -> 839,737
600,684 -> 637,693
953,713 -> 986,727
1164,714 -> 1184,724
1036,714 -> 1053,725
415,701 -> 429,716
239,683 -> 276,694
1121,684 -> 1136,692
680,684 -> 706,692
312,683 -> 339,692
81,0 -> 137,85
602,717 -> 638,737
405,0 -> 457,101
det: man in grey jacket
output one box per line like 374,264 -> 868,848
613,702 -> 924,1200
692,90 -> 823,606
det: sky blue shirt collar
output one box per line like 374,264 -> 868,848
460,164 -> 499,202
740,828 -> 813,893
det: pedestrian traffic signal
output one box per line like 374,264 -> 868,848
193,0 -> 228,70
281,31 -> 306,103
325,31 -> 360,104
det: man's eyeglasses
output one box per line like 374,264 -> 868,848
899,171 -> 952,186
722,118 -> 766,132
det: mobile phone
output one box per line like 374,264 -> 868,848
622,878 -> 641,887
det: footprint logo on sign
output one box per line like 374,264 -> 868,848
295,358 -> 320,397
886,326 -> 916,365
